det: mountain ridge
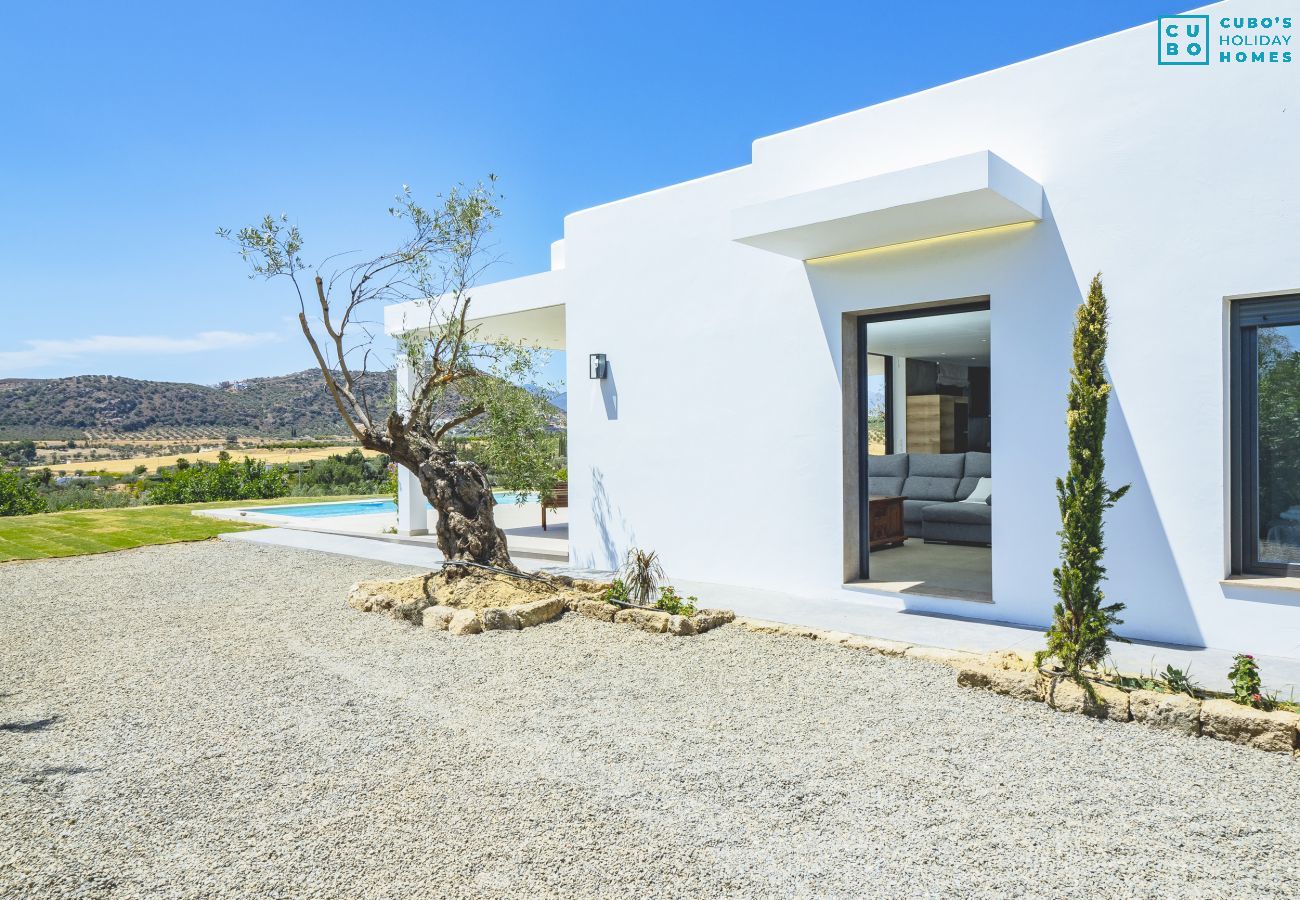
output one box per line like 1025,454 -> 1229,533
0,369 -> 563,439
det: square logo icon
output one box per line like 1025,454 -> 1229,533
1158,15 -> 1211,65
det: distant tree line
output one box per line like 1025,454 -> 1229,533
0,449 -> 400,515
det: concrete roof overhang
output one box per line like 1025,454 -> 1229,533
731,151 -> 1043,260
384,270 -> 565,350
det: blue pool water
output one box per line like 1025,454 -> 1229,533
256,493 -> 524,518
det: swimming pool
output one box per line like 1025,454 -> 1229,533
256,493 -> 526,518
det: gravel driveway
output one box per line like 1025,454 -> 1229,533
3,540 -> 1299,898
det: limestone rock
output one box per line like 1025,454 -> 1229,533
614,607 -> 670,634
576,599 -> 617,622
688,608 -> 734,634
420,605 -> 457,631
515,597 -> 566,628
842,636 -> 912,657
735,618 -> 819,639
984,650 -> 1036,673
1200,698 -> 1298,753
1128,690 -> 1201,736
481,607 -> 522,631
448,609 -> 483,636
904,646 -> 984,668
667,614 -> 696,636
1043,676 -> 1130,721
347,574 -> 432,623
956,665 -> 1042,703
733,619 -> 780,632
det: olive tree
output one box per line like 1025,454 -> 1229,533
219,179 -> 556,572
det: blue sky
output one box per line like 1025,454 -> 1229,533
0,0 -> 1191,386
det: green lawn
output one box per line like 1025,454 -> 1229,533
0,495 -> 385,562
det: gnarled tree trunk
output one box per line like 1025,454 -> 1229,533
417,451 -> 513,570
370,424 -> 515,572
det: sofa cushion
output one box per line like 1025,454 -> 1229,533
902,475 -> 960,502
867,453 -> 909,477
958,452 -> 992,497
903,498 -> 944,523
903,498 -> 940,538
867,476 -> 905,497
908,453 -> 965,478
922,501 -> 992,526
964,451 -> 992,478
923,518 -> 991,544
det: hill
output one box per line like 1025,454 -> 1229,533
0,369 -> 563,440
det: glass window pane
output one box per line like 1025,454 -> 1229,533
1256,323 -> 1300,565
864,353 -> 887,456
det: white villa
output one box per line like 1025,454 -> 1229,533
386,1 -> 1300,656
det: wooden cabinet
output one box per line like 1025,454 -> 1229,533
868,495 -> 906,550
906,394 -> 968,453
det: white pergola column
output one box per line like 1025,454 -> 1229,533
394,360 -> 428,536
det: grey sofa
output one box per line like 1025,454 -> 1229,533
866,451 -> 991,545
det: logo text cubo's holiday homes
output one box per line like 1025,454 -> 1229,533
1158,15 -> 1293,65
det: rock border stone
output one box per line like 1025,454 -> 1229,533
348,574 -> 734,637
732,616 -> 1300,755
604,603 -> 735,636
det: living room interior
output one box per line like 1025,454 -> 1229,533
859,302 -> 992,601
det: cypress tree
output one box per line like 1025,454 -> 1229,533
1038,274 -> 1130,686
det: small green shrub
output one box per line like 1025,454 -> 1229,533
1107,660 -> 1200,698
0,468 -> 45,516
655,586 -> 698,617
42,486 -> 135,512
1229,653 -> 1271,709
601,578 -> 629,605
1161,664 -> 1198,698
620,548 -> 665,604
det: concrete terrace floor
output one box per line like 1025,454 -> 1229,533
224,527 -> 1300,698
863,540 -> 992,601
198,500 -> 569,562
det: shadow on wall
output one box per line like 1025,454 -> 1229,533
1089,371 -> 1206,648
586,466 -> 633,570
601,360 -> 618,420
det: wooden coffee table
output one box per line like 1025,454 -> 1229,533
867,495 -> 906,550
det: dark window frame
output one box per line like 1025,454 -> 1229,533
1231,292 -> 1300,577
856,299 -> 991,579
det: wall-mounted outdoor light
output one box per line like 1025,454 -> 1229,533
588,353 -> 607,380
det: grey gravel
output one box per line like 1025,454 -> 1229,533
3,540 -> 1300,899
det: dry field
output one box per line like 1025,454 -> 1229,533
54,445 -> 379,474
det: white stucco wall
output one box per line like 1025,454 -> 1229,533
555,1 -> 1300,655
